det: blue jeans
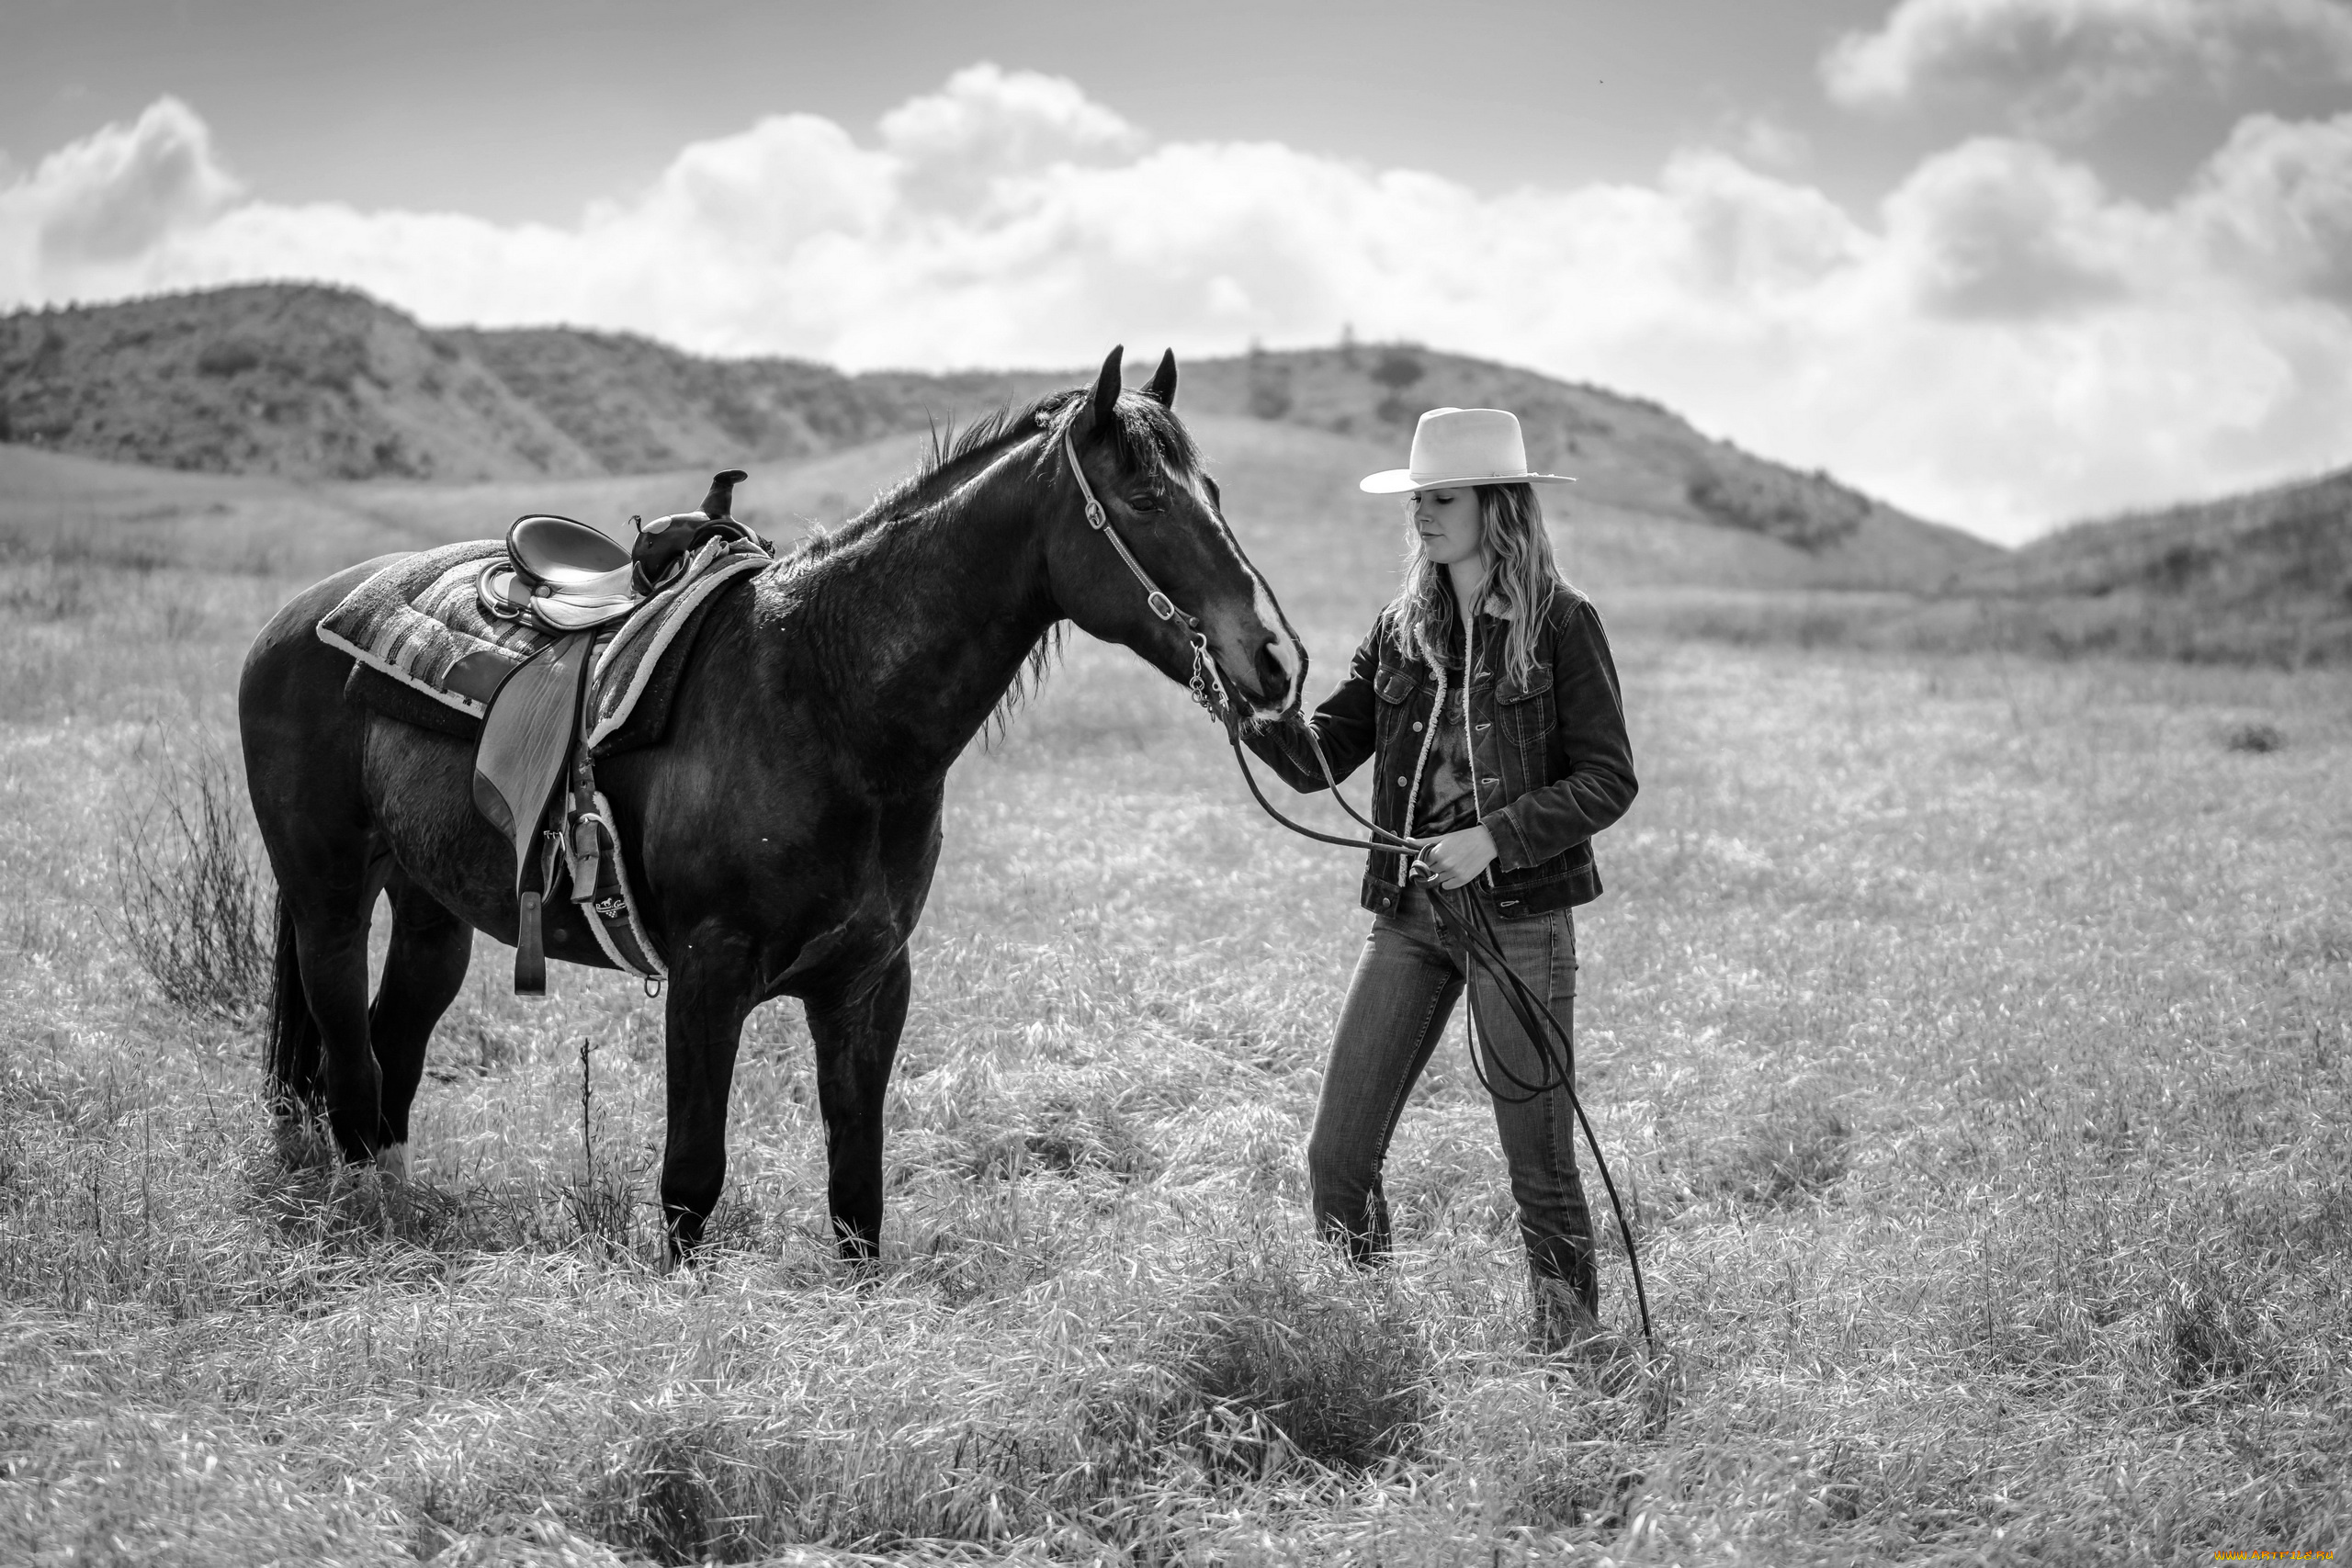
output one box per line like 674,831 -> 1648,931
1307,877 -> 1599,1311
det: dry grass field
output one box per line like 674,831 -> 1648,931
2,432 -> 2347,1566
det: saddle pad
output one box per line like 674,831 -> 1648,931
318,539 -> 543,717
324,536 -> 768,752
583,539 -> 768,751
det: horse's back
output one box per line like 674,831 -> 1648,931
242,553 -> 405,702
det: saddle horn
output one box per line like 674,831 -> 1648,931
631,468 -> 757,595
699,468 -> 749,522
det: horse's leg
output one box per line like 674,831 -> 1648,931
264,746 -> 392,1164
366,870 -> 473,1177
288,903 -> 386,1163
658,934 -> 759,1259
806,946 -> 912,1263
264,896 -> 323,1116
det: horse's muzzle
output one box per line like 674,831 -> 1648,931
1214,634 -> 1300,719
1251,637 -> 1301,715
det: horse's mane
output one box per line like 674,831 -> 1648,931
787,387 -> 1198,558
778,385 -> 1203,739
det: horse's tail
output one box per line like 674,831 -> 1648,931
264,894 -> 322,1114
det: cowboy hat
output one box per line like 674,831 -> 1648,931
1359,407 -> 1575,494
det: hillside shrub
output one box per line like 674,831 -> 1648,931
1246,356 -> 1293,420
28,325 -> 65,377
2151,542 -> 2211,592
1371,349 -> 1428,426
194,339 -> 264,378
1686,466 -> 1868,551
1370,349 -> 1425,390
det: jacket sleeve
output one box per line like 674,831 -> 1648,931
1481,598 -> 1637,870
1244,625 -> 1383,794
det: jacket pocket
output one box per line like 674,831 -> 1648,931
1495,663 -> 1554,769
1370,665 -> 1422,807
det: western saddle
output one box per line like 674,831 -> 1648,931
470,468 -> 769,993
479,468 -> 758,633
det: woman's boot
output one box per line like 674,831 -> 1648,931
1531,1273 -> 1643,1386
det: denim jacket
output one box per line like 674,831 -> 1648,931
1248,581 -> 1637,919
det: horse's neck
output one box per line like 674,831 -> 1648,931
797,457 -> 1056,781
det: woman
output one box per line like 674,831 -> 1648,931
1249,406 -> 1637,1350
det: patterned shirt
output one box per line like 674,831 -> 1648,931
1414,688 -> 1480,838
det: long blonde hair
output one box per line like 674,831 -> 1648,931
1382,482 -> 1563,688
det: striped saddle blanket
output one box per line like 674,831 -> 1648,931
318,535 -> 767,755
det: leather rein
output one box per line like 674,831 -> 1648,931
1054,422 -> 1657,1354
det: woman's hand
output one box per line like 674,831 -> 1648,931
1419,825 -> 1498,889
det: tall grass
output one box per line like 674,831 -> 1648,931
1,542 -> 2346,1562
112,739 -> 272,1022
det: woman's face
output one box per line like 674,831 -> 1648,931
1409,486 -> 1486,570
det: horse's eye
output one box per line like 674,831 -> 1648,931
1129,491 -> 1166,515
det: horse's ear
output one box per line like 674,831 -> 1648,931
1147,348 -> 1178,409
1089,345 -> 1124,435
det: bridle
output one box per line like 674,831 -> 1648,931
1054,415 -> 1657,1356
1051,416 -> 1236,719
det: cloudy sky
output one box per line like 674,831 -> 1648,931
4,0 -> 2349,543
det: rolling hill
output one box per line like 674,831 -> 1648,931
1949,462 -> 2352,665
2,283 -> 1997,595
0,287 -> 603,481
0,416 -> 1872,636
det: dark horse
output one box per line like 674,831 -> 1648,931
239,348 -> 1305,1258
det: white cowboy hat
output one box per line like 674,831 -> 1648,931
1359,407 -> 1575,494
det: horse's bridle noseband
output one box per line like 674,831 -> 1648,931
1049,415 -> 1235,719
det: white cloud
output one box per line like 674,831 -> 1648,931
2186,111 -> 2352,302
878,61 -> 1142,212
2,71 -> 2350,541
0,96 -> 240,286
1730,115 -> 1815,172
1825,0 -> 2352,132
1881,137 -> 2136,316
